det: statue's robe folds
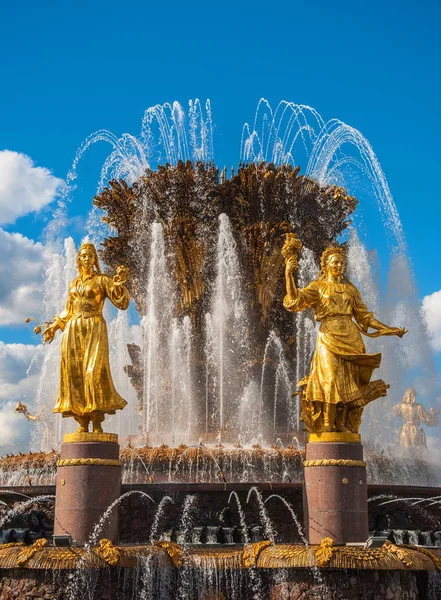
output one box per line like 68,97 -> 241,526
52,274 -> 130,418
284,279 -> 381,406
392,402 -> 436,448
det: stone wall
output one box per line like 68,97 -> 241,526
270,570 -> 424,600
0,567 -> 432,600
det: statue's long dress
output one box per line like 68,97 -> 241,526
283,279 -> 380,406
52,273 -> 130,418
392,403 -> 435,447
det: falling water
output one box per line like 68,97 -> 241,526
264,494 -> 307,545
293,248 -> 318,428
0,495 -> 55,528
258,331 -> 293,439
142,222 -> 175,444
246,487 -> 276,544
31,240 -> 77,451
107,310 -> 141,440
206,214 -> 250,438
149,496 -> 174,544
87,490 -> 155,547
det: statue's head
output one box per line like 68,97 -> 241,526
76,243 -> 102,274
320,246 -> 346,278
403,388 -> 417,404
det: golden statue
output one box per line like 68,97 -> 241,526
283,236 -> 407,434
392,388 -> 439,448
42,243 -> 130,434
15,402 -> 40,422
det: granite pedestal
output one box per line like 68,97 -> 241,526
303,433 -> 368,545
54,433 -> 121,546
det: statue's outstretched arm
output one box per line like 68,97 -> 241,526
391,403 -> 403,417
103,266 -> 130,310
368,316 -> 407,338
353,289 -> 407,338
418,404 -> 439,426
42,293 -> 73,344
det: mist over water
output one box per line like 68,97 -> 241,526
23,98 -> 439,462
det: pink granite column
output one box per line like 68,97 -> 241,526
54,434 -> 121,546
303,439 -> 368,545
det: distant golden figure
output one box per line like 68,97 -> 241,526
392,388 -> 439,448
43,243 -> 130,433
283,241 -> 407,434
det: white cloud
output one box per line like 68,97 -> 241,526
0,229 -> 46,326
0,150 -> 63,225
422,289 -> 441,351
0,341 -> 43,451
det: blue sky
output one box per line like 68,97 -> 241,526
0,0 -> 440,446
1,0 -> 439,284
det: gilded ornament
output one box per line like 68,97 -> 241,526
315,537 -> 335,567
0,542 -> 437,571
94,538 -> 120,566
303,459 -> 366,468
242,540 -> 272,568
57,458 -> 121,467
383,540 -> 413,568
154,541 -> 184,567
63,432 -> 118,444
17,538 -> 48,567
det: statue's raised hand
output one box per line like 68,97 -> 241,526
113,265 -> 129,286
392,327 -> 408,338
285,256 -> 298,273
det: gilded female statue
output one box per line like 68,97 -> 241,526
283,238 -> 407,434
392,388 -> 439,448
43,243 -> 130,434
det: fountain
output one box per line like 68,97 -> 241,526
0,99 -> 440,599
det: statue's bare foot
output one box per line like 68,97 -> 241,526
91,412 -> 104,434
322,424 -> 332,432
74,415 -> 90,433
336,422 -> 350,432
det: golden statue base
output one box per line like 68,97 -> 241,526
307,432 -> 360,444
63,432 -> 118,444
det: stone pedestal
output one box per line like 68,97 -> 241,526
54,432 -> 121,546
303,433 -> 368,545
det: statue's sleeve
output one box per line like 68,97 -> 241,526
102,275 -> 130,310
54,292 -> 73,331
352,288 -> 374,332
417,404 -> 438,426
283,281 -> 319,313
392,403 -> 402,417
